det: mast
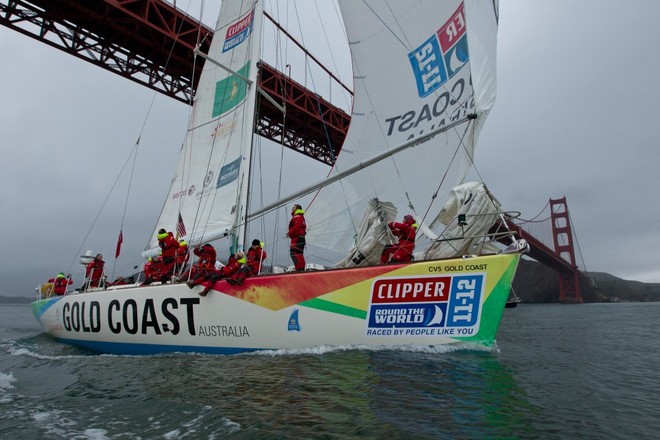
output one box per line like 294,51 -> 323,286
233,0 -> 264,254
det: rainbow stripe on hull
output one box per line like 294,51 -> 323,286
31,253 -> 519,355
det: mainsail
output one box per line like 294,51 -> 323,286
306,0 -> 498,259
145,1 -> 264,256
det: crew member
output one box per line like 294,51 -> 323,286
85,254 -> 105,289
193,252 -> 245,296
380,214 -> 418,263
246,239 -> 267,275
288,204 -> 306,271
140,257 -> 161,286
47,272 -> 73,295
184,243 -> 217,284
156,228 -> 180,282
175,240 -> 189,274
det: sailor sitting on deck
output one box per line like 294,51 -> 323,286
187,252 -> 245,296
139,256 -> 161,286
181,243 -> 217,283
175,240 -> 189,275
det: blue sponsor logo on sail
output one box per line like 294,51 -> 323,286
288,309 -> 301,332
223,9 -> 255,52
408,3 -> 469,97
216,157 -> 241,189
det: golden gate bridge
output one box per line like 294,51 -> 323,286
0,0 -> 586,302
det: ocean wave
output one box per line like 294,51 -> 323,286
245,342 -> 495,357
7,346 -> 89,361
0,371 -> 16,404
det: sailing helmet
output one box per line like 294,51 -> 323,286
57,272 -> 65,278
403,214 -> 415,224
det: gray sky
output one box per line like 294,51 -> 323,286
1,0 -> 659,297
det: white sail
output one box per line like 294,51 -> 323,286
307,0 -> 498,258
145,0 -> 264,256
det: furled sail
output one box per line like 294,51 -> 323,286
306,0 -> 498,259
144,0 -> 264,256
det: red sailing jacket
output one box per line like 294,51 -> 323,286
388,221 -> 417,258
47,276 -> 73,295
246,246 -> 267,274
221,255 -> 242,278
288,210 -> 306,240
85,258 -> 105,284
158,231 -> 180,259
193,244 -> 217,269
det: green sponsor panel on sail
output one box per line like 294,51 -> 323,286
212,62 -> 251,117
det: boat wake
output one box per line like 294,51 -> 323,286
246,342 -> 496,357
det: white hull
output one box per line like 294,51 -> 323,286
32,254 -> 520,355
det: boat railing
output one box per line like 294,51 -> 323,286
430,210 -> 529,257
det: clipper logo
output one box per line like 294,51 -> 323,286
216,157 -> 241,189
366,274 -> 484,336
223,9 -> 254,52
408,2 -> 469,97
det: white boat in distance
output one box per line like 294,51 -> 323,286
32,0 -> 527,355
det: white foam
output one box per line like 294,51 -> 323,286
248,342 -> 494,357
0,371 -> 16,390
8,346 -> 87,360
81,428 -> 110,439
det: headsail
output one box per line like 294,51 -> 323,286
145,0 -> 264,256
306,0 -> 498,259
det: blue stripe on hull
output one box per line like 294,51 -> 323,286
56,337 -> 264,356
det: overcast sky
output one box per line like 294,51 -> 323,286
1,0 -> 659,297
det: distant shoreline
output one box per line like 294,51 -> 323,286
0,296 -> 34,305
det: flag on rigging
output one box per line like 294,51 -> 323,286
176,213 -> 187,239
115,229 -> 123,258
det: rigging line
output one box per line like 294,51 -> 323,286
142,0 -> 205,251
517,200 -> 551,223
263,11 -> 352,95
289,4 -> 338,165
67,144 -> 140,275
112,135 -> 141,281
417,118 -> 474,230
311,0 -> 350,109
267,1 -> 287,263
249,114 -> 474,220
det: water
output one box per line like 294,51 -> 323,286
1,302 -> 659,439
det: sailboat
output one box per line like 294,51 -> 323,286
31,0 -> 528,355
506,290 -> 523,308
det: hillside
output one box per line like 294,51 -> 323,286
0,295 -> 33,304
512,258 -> 660,303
